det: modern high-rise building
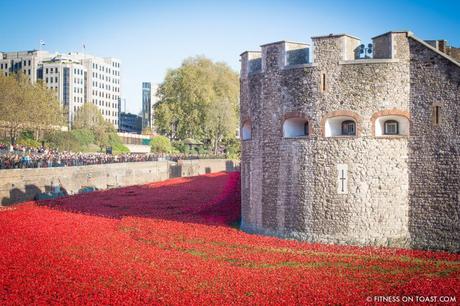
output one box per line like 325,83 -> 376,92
141,82 -> 158,130
119,112 -> 142,134
0,50 -> 121,129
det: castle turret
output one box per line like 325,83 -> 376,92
239,30 -> 460,252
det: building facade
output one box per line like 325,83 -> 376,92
119,112 -> 142,134
0,50 -> 121,129
142,82 -> 158,130
240,31 -> 460,252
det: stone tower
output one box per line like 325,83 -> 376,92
239,31 -> 460,252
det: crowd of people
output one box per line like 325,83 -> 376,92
0,143 -> 224,170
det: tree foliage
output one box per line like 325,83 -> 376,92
73,103 -> 108,130
44,131 -> 81,152
70,129 -> 95,147
44,129 -> 129,154
73,103 -> 115,151
17,137 -> 41,148
150,136 -> 173,153
141,127 -> 153,135
0,73 -> 64,144
154,56 -> 239,153
108,133 -> 130,153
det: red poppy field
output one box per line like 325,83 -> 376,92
0,172 -> 459,305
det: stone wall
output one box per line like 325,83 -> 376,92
176,159 -> 239,177
407,38 -> 460,251
240,31 -> 459,252
373,34 -> 392,59
449,47 -> 460,62
0,159 -> 239,206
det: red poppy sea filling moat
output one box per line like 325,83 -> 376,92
0,172 -> 458,304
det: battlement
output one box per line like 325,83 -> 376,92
240,31 -> 415,78
240,41 -> 310,78
240,51 -> 262,78
424,39 -> 460,62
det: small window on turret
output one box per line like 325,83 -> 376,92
384,120 -> 399,135
242,121 -> 252,140
321,73 -> 326,92
341,120 -> 356,136
432,104 -> 441,126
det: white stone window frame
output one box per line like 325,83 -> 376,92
324,116 -> 359,138
241,120 -> 252,141
374,115 -> 410,137
282,117 -> 309,138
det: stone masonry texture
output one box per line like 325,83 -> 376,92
240,31 -> 460,252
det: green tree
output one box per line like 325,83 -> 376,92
108,133 -> 130,154
154,102 -> 179,139
0,73 -> 63,144
223,137 -> 240,159
206,96 -> 238,154
73,103 -> 105,130
17,137 -> 41,148
93,126 -> 109,151
71,129 -> 95,147
154,56 -> 239,153
73,103 -> 114,151
45,131 -> 81,152
34,80 -> 65,133
150,135 -> 172,153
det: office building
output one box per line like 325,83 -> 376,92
141,82 -> 158,130
0,50 -> 121,128
119,112 -> 142,134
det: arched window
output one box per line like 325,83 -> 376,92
241,121 -> 252,140
341,120 -> 356,136
372,112 -> 409,137
384,120 -> 399,135
323,111 -> 361,137
283,117 -> 309,138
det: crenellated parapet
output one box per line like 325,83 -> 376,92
240,32 -> 416,80
240,51 -> 262,79
260,41 -> 310,71
372,31 -> 411,60
311,34 -> 361,63
240,41 -> 310,78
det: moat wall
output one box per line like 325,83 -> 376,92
0,159 -> 239,206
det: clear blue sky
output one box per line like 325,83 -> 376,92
1,0 -> 459,113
